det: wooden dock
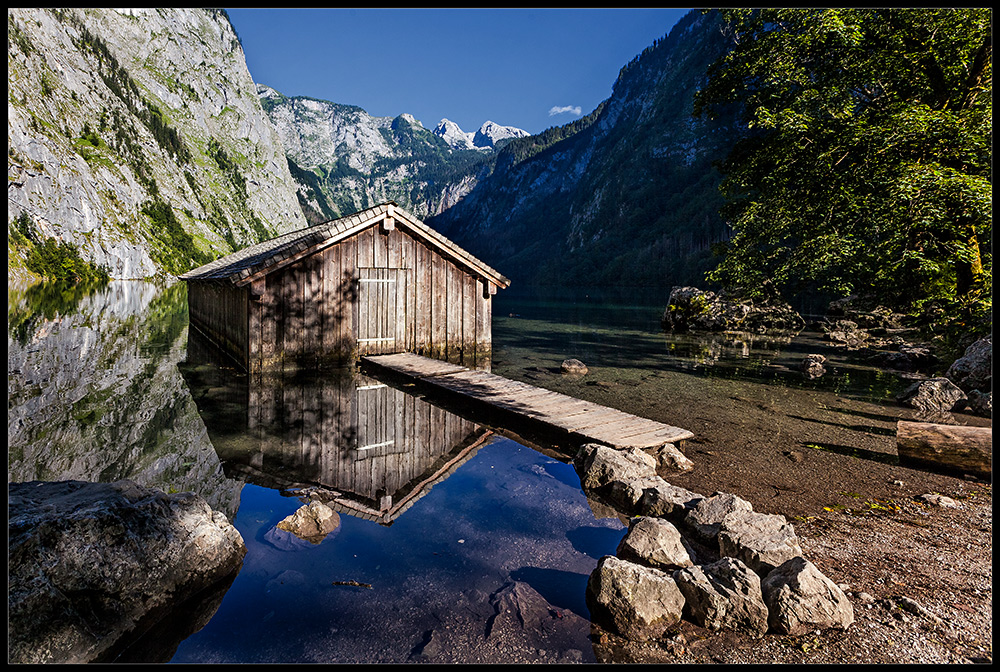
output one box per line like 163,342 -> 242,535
362,353 -> 694,450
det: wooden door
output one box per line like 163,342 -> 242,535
357,267 -> 404,355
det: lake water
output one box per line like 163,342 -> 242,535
7,280 -> 910,663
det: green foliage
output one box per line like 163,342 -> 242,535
24,237 -> 110,283
695,9 -> 992,325
141,200 -> 212,274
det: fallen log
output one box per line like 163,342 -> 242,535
896,421 -> 992,478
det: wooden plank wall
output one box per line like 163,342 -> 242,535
246,224 -> 494,374
187,281 -> 248,369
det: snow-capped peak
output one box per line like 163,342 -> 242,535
433,118 -> 530,151
433,118 -> 476,150
473,120 -> 530,148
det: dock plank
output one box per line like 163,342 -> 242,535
364,353 -> 695,448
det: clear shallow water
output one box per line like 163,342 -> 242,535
7,279 -> 917,663
7,280 -> 626,663
492,285 -> 909,404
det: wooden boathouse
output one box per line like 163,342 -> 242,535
180,202 -> 510,375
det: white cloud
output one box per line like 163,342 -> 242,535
548,105 -> 582,117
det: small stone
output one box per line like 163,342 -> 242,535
917,493 -> 960,508
857,592 -> 876,604
561,358 -> 589,375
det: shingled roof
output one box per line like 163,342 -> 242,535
178,202 -> 510,288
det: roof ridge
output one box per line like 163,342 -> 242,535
179,201 -> 508,288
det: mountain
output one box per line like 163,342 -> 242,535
426,10 -> 743,288
432,118 -> 530,151
258,87 -> 529,223
433,118 -> 476,150
7,8 -> 306,282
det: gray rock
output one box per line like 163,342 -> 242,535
683,492 -> 754,544
607,476 -> 665,514
800,354 -> 827,379
876,344 -> 938,372
762,557 -> 855,635
674,557 -> 769,636
616,517 -> 694,570
574,444 -> 658,494
8,480 -> 246,664
586,555 -> 686,641
896,377 -> 967,415
824,320 -> 869,349
718,510 -> 803,576
649,442 -> 695,472
662,286 -> 803,334
560,358 -> 589,375
276,500 -> 341,543
484,580 -> 592,655
946,337 -> 992,392
965,389 -> 992,417
637,480 -> 703,519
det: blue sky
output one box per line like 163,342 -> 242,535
226,8 -> 693,136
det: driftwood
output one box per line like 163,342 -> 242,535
896,421 -> 992,477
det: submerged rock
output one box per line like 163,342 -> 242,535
8,480 -> 246,664
276,500 -> 341,544
561,358 -> 589,375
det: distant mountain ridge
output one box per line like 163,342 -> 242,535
258,85 -> 529,222
426,9 -> 743,288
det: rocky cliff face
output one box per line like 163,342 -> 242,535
259,85 -> 529,222
427,10 -> 743,288
7,8 -> 306,281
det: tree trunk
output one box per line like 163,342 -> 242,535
896,420 -> 991,477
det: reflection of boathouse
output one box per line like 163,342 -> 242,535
180,202 -> 510,374
182,331 -> 492,525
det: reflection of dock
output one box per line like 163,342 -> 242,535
363,353 -> 694,449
